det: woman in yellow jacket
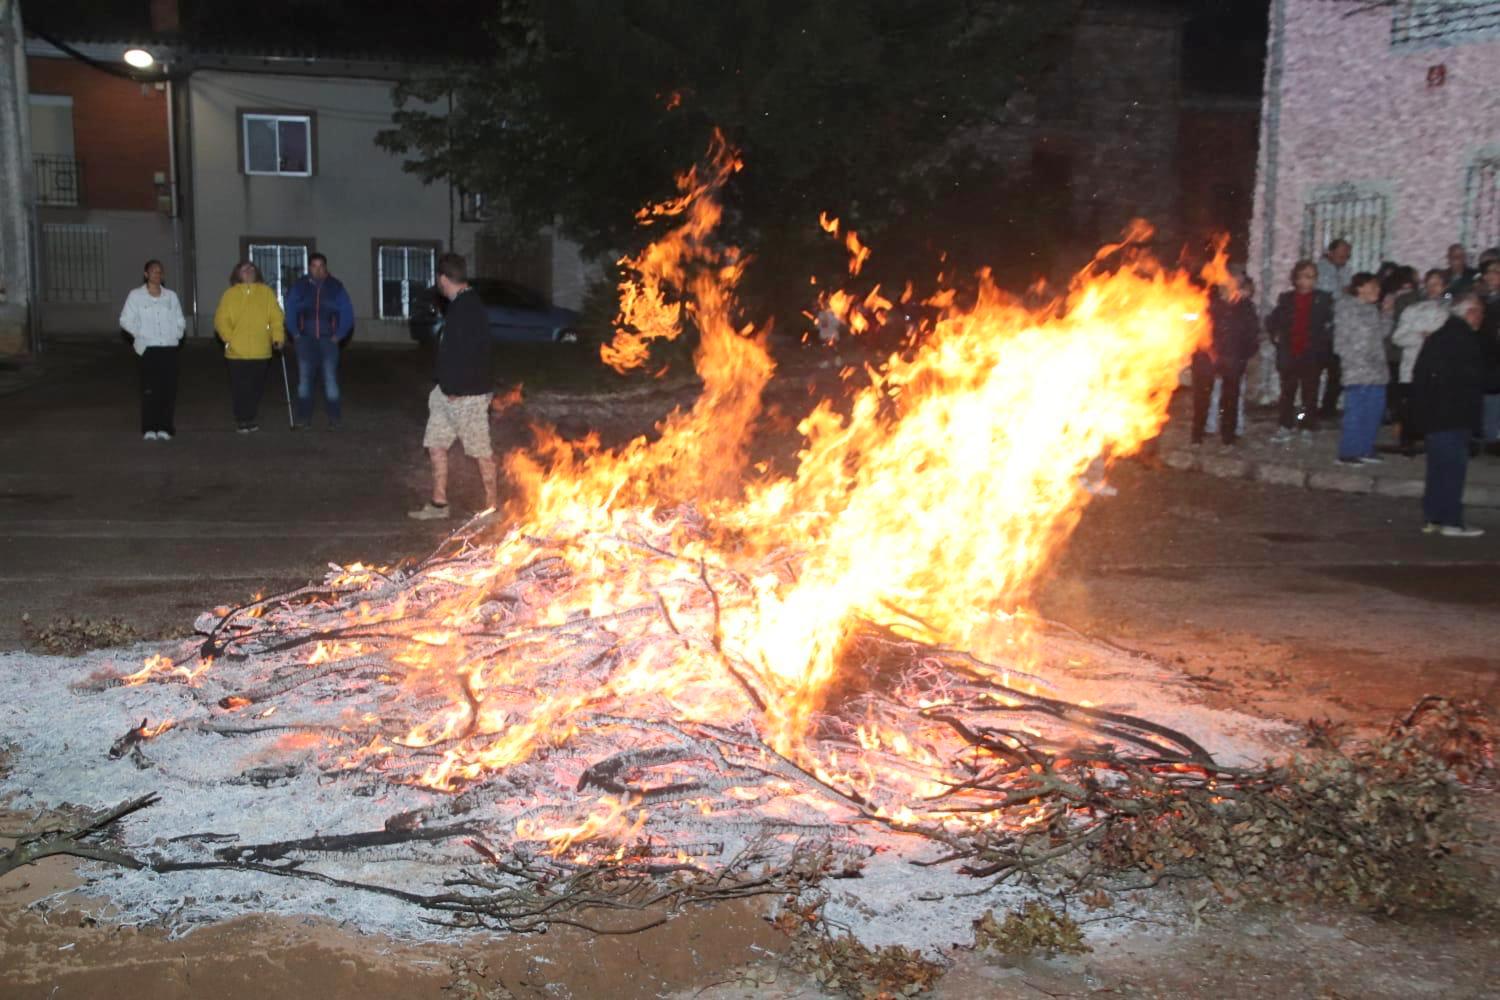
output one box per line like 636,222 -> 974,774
214,260 -> 286,433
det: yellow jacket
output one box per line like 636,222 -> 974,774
214,282 -> 286,359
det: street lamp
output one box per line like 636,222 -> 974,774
123,48 -> 156,70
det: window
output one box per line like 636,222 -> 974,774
1463,154 -> 1500,256
1300,185 -> 1389,273
41,223 -> 109,303
1391,2 -> 1500,48
374,242 -> 438,320
459,190 -> 495,222
242,240 -> 313,307
240,112 -> 313,176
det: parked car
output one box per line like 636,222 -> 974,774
409,279 -> 583,344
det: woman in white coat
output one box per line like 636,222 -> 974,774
119,259 -> 187,440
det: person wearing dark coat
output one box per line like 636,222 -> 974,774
1191,280 -> 1262,445
1411,294 -> 1486,537
1265,260 -> 1335,440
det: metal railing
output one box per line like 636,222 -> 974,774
33,154 -> 82,207
1464,156 -> 1500,255
41,223 -> 110,303
1301,190 -> 1389,273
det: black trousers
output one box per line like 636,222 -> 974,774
1278,355 -> 1322,430
1191,362 -> 1245,443
1391,383 -> 1421,450
139,345 -> 179,434
227,358 -> 269,425
1319,354 -> 1342,417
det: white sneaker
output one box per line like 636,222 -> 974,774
1358,455 -> 1384,465
158,431 -> 172,441
1439,525 -> 1485,538
407,502 -> 452,521
143,431 -> 159,441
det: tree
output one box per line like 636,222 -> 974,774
377,1 -> 1077,318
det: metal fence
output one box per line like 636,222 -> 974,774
40,223 -> 109,303
1390,2 -> 1500,48
1464,155 -> 1500,255
33,154 -> 82,207
1300,192 -> 1389,273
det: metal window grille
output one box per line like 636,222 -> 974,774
377,245 -> 436,320
1300,191 -> 1389,273
248,244 -> 309,307
41,223 -> 109,303
242,114 -> 312,176
1391,2 -> 1500,48
1463,155 -> 1500,256
32,155 -> 82,207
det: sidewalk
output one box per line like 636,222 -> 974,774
1156,396 -> 1500,509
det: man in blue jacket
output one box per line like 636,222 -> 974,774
284,253 -> 355,428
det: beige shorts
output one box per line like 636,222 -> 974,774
422,386 -> 494,458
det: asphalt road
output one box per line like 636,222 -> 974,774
2,336 -> 1498,727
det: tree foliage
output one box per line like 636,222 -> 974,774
377,1 -> 1078,311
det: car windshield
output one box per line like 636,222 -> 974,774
471,279 -> 548,310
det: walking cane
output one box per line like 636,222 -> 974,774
278,347 -> 294,429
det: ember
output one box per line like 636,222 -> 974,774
14,137 -> 1470,952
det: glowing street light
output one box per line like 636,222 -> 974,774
123,48 -> 156,70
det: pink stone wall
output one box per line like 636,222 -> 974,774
1249,0 -> 1500,295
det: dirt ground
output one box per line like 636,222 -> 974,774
2,341 -> 1498,998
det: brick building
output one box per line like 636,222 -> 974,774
1250,0 -> 1500,296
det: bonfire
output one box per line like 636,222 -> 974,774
1,137 -> 1484,971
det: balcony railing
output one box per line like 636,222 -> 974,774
33,155 -> 82,207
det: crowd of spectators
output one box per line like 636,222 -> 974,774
1190,240 -> 1500,536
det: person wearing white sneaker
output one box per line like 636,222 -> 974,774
120,260 -> 186,441
1412,294 -> 1486,535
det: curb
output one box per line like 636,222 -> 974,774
1160,447 -> 1500,509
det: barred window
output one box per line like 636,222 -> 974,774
246,242 -> 311,307
376,244 -> 437,320
1300,187 -> 1389,274
41,223 -> 109,303
1390,1 -> 1500,48
1463,154 -> 1500,256
459,190 -> 495,222
240,112 -> 313,176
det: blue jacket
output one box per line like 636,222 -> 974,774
285,274 -> 354,341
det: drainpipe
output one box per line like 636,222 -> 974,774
172,74 -> 198,334
165,76 -> 183,321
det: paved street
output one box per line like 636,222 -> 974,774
1,335 -> 1497,725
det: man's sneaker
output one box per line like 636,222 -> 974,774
407,502 -> 451,521
1358,455 -> 1384,465
1335,457 -> 1362,466
236,425 -> 251,435
1422,522 -> 1440,534
1439,525 -> 1485,538
246,423 -> 260,433
158,431 -> 172,441
143,431 -> 157,441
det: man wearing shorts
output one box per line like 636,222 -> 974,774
409,253 -> 497,519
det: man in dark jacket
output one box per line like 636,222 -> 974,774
1478,260 -> 1500,452
1192,279 -> 1261,445
1266,260 -> 1335,440
1411,294 -> 1486,537
409,253 -> 496,520
284,253 -> 355,428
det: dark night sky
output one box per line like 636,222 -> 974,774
23,0 -> 1271,97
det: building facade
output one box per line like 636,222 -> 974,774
21,33 -> 590,342
1250,0 -> 1500,296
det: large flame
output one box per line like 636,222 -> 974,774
141,138 -> 1216,851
